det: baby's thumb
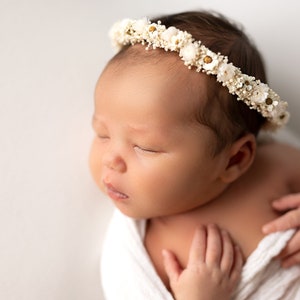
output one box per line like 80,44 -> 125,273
162,249 -> 181,284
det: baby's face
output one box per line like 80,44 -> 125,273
89,55 -> 229,219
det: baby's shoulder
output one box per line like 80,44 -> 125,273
256,141 -> 300,179
257,141 -> 300,162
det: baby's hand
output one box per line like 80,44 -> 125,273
262,193 -> 300,268
162,224 -> 243,300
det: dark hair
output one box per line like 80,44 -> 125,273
109,11 -> 267,154
151,11 -> 266,154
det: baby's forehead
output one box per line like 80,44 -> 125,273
108,44 -> 182,72
106,44 -> 210,95
97,46 -> 213,121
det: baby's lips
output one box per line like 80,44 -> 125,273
104,181 -> 129,201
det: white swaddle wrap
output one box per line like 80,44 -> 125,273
101,209 -> 300,300
101,210 -> 173,300
232,228 -> 300,299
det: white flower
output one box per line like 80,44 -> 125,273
270,100 -> 290,125
161,26 -> 179,43
161,27 -> 182,51
249,83 -> 269,103
169,31 -> 191,50
132,18 -> 148,35
217,62 -> 236,83
266,99 -> 279,112
202,50 -> 219,72
179,42 -> 199,64
109,23 -> 126,49
270,101 -> 287,118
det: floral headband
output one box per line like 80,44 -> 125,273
109,18 -> 289,129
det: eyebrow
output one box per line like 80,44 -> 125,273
126,124 -> 153,134
91,114 -> 174,145
92,114 -> 107,124
93,114 -> 153,133
91,115 -> 105,129
92,115 -> 101,122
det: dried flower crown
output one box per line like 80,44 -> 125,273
109,18 -> 289,129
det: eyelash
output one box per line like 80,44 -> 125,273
134,145 -> 158,153
97,134 -> 109,140
96,134 -> 159,154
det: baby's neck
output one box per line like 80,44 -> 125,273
146,175 -> 281,264
148,191 -> 231,234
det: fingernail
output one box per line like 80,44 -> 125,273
162,249 -> 168,258
262,225 -> 270,234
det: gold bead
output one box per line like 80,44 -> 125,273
149,26 -> 157,32
266,98 -> 273,105
203,55 -> 212,64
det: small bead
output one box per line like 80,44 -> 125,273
266,98 -> 273,105
203,55 -> 212,64
279,114 -> 286,119
149,26 -> 157,32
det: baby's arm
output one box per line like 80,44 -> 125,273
261,143 -> 300,267
162,224 -> 243,300
263,193 -> 300,268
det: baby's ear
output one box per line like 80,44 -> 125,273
220,133 -> 256,183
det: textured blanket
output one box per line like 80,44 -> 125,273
101,209 -> 300,300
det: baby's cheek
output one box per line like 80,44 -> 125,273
88,143 -> 103,182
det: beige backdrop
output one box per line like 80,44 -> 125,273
1,0 -> 299,299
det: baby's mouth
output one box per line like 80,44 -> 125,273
104,182 -> 128,201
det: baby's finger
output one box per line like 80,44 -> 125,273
162,249 -> 182,284
281,250 -> 300,268
187,225 -> 206,268
220,230 -> 234,274
262,209 -> 300,234
272,194 -> 300,211
278,230 -> 300,259
205,224 -> 222,267
229,245 -> 244,284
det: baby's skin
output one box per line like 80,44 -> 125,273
163,224 -> 243,300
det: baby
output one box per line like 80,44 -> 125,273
90,11 -> 300,299
162,195 -> 300,300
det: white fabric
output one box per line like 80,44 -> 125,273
101,210 -> 173,300
232,229 -> 300,299
101,209 -> 300,300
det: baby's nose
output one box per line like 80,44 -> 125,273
103,151 -> 127,173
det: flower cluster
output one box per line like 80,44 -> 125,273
109,18 -> 289,129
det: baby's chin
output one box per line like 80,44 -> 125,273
111,203 -> 144,220
113,204 -> 160,220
